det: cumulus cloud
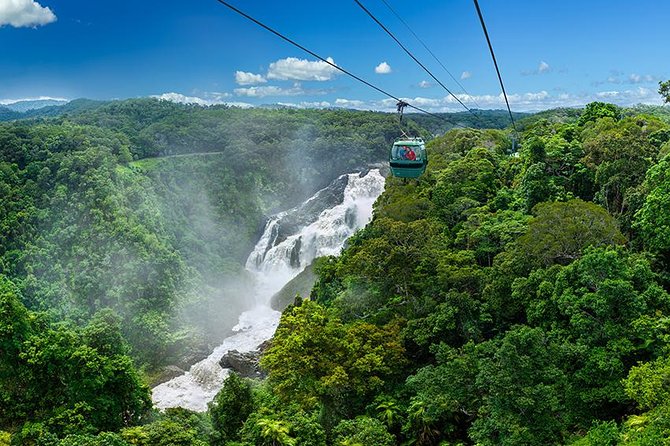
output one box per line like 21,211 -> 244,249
335,98 -> 367,108
235,71 -> 266,86
461,71 -> 472,80
418,80 -> 432,88
152,93 -> 216,106
152,92 -> 251,108
594,87 -> 661,104
234,83 -> 331,98
374,62 -> 392,74
266,57 -> 339,81
594,73 -> 660,86
538,61 -> 550,73
331,86 -> 663,113
0,0 -> 56,28
275,101 -> 332,109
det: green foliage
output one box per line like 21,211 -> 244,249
0,280 -> 150,439
455,209 -> 530,267
278,104 -> 670,445
333,217 -> 441,302
468,326 -> 569,446
521,247 -> 670,417
117,408 -> 211,446
209,373 -> 254,444
261,300 -> 405,417
634,156 -> 670,258
238,414 -> 298,446
121,420 -> 208,446
625,356 -> 670,411
374,179 -> 432,223
58,432 -> 130,446
570,421 -> 620,445
578,102 -> 622,125
0,101 -> 425,371
431,147 -> 501,226
660,80 -> 670,104
580,115 -> 666,230
514,199 -> 624,268
5,98 -> 670,444
235,402 -> 325,446
332,417 -> 394,446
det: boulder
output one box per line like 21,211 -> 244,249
151,365 -> 186,386
219,349 -> 265,378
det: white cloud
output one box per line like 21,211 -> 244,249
335,98 -> 367,108
152,93 -> 214,106
461,71 -> 472,80
596,90 -> 619,98
629,73 -> 658,84
331,86 -> 663,113
266,57 -> 339,81
152,92 -> 252,108
0,0 -> 56,28
593,86 -> 661,104
235,71 -> 266,86
418,80 -> 432,88
276,101 -> 332,109
234,83 -> 329,98
0,95 -> 68,105
594,73 -> 660,87
522,61 -> 553,76
156,83 -> 665,114
374,62 -> 392,74
208,91 -> 232,100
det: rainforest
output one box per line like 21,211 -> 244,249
0,93 -> 669,445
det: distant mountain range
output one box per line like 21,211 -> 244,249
0,98 -> 105,122
1,99 -> 69,112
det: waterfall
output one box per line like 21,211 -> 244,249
151,169 -> 385,411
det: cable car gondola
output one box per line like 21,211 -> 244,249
389,100 -> 427,179
389,137 -> 427,178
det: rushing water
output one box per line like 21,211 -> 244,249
151,169 -> 385,411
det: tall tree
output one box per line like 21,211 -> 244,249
659,80 -> 670,103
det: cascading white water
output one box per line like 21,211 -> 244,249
151,169 -> 385,411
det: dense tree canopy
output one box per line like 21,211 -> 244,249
2,99 -> 670,444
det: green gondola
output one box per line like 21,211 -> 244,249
389,137 -> 428,178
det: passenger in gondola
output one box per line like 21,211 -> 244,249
406,146 -> 416,161
398,145 -> 408,159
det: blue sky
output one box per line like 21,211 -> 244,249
1,0 -> 668,111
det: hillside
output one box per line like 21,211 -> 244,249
2,99 -> 670,444
0,99 -> 419,370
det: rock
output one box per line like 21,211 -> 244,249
258,339 -> 271,353
152,365 -> 186,386
175,346 -> 210,370
270,174 -> 350,248
269,262 -> 317,311
219,349 -> 265,378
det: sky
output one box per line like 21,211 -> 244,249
1,0 -> 668,112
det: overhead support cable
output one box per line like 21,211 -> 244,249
354,0 -> 479,120
214,0 -> 465,126
472,0 -> 517,132
379,0 -> 483,110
